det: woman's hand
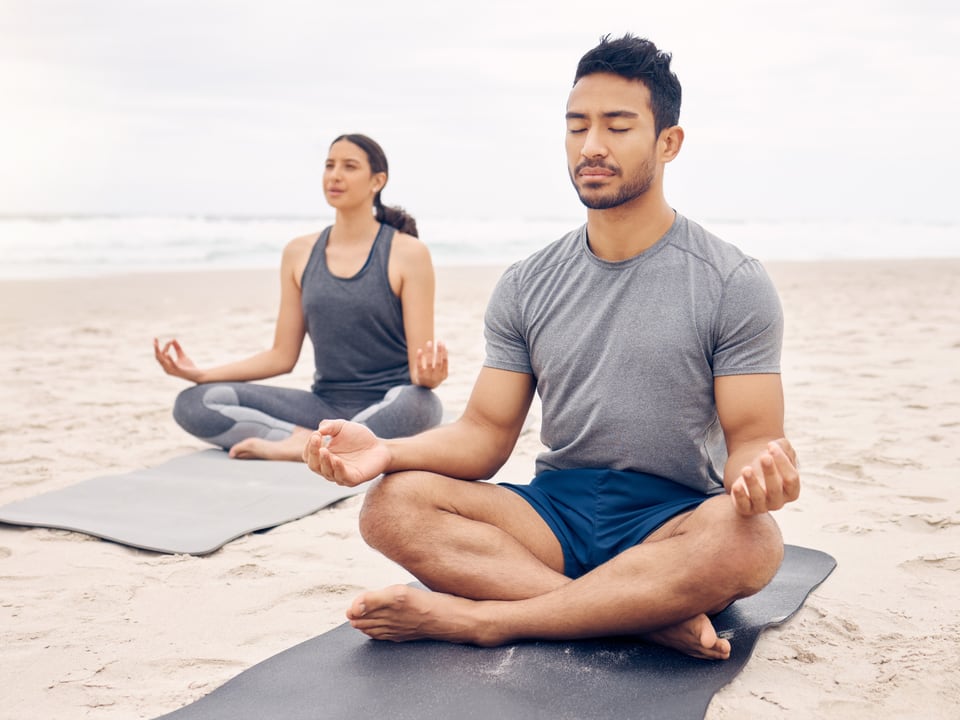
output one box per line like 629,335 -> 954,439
412,340 -> 448,389
154,338 -> 205,383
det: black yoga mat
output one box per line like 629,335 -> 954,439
0,449 -> 369,555
156,544 -> 835,719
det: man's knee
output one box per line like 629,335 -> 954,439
725,509 -> 784,599
691,498 -> 784,600
358,472 -> 429,550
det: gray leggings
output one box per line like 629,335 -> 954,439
172,382 -> 443,450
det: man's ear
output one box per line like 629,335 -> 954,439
659,125 -> 685,163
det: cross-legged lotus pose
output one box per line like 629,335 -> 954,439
303,35 -> 800,659
155,134 -> 447,461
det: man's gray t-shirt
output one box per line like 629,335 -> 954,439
484,213 -> 783,495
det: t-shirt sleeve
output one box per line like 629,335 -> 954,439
483,264 -> 533,374
712,259 -> 784,376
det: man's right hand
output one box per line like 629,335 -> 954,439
303,419 -> 391,487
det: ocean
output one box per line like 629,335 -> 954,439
0,215 -> 957,280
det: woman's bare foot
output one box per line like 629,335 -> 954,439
346,585 -> 503,646
642,613 -> 731,660
229,428 -> 310,461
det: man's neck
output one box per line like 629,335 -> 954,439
584,195 -> 676,262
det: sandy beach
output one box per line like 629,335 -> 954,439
1,258 -> 958,719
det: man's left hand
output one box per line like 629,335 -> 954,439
730,438 -> 800,516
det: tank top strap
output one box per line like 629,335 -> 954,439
365,223 -> 396,281
302,224 -> 394,284
301,226 -> 332,286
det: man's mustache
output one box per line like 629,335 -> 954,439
574,160 -> 620,175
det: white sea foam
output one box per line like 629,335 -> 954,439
0,215 -> 956,280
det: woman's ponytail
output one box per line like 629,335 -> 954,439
374,195 -> 419,237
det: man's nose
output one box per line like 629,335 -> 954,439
580,127 -> 608,158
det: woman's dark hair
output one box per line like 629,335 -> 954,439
574,34 -> 682,138
330,133 -> 418,237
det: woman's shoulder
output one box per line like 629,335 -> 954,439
389,229 -> 432,266
279,231 -> 324,282
282,231 -> 323,260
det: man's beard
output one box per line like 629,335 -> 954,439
570,160 -> 655,210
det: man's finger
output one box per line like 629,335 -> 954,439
741,466 -> 768,514
731,477 -> 753,516
769,442 -> 800,502
759,453 -> 785,510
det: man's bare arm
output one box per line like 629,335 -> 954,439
304,367 -> 536,485
715,373 -> 800,515
385,366 -> 536,479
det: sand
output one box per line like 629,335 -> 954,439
1,259 -> 958,718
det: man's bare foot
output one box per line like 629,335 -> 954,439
229,428 -> 310,461
347,586 -> 730,660
642,613 -> 731,660
346,585 -> 503,646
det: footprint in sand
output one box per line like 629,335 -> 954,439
220,563 -> 276,580
0,546 -> 10,559
289,583 -> 360,599
899,554 -> 960,573
898,514 -> 960,533
898,495 -> 946,504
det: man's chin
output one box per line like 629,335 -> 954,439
578,192 -> 622,210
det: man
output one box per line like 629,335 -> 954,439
304,33 -> 799,660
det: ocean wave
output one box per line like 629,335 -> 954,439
0,215 -> 956,279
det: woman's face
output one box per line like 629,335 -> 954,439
323,140 -> 386,210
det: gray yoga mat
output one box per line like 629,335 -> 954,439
156,544 -> 835,720
0,449 -> 369,555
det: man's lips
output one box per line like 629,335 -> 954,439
576,164 -> 617,178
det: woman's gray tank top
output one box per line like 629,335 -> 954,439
301,224 -> 409,405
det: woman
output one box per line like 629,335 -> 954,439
154,133 -> 448,461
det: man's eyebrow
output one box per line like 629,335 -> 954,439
565,110 -> 640,120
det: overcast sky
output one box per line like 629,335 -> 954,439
2,0 -> 957,222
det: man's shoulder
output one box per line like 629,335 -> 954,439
668,214 -> 761,281
502,224 -> 586,283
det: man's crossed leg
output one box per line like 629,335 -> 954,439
346,470 -> 783,659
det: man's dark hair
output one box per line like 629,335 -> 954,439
574,34 -> 682,137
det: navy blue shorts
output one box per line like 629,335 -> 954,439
500,468 -> 710,579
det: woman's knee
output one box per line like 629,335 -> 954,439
172,383 -> 237,437
419,387 -> 444,428
359,386 -> 443,439
172,384 -> 204,433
